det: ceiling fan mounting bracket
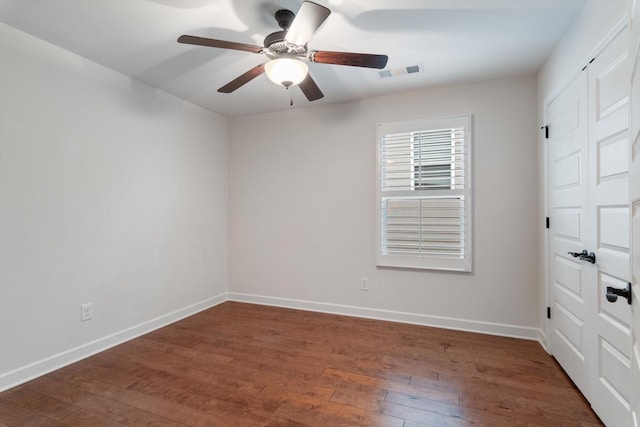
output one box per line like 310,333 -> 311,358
275,9 -> 295,30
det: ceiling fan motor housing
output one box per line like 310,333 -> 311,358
264,9 -> 306,57
264,31 -> 287,50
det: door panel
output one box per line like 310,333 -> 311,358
600,206 -> 631,250
554,151 -> 582,187
594,56 -> 629,118
555,208 -> 582,239
599,134 -> 630,180
599,336 -> 632,405
556,256 -> 583,297
555,301 -> 585,354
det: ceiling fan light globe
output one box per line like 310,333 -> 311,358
265,58 -> 308,88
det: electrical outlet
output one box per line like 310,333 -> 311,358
360,278 -> 369,291
81,303 -> 93,321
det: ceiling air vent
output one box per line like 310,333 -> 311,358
379,64 -> 422,78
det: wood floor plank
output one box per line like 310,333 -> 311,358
0,396 -> 67,426
258,382 -> 336,404
59,408 -> 124,426
378,401 -> 468,427
320,367 -> 459,407
1,386 -> 81,422
274,393 -> 404,427
32,377 -> 186,426
354,356 -> 437,383
329,388 -> 388,413
132,336 -> 235,365
0,302 -> 602,426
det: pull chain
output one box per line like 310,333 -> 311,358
286,86 -> 293,106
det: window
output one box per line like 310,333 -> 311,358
376,115 -> 472,271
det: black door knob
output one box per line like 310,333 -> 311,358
581,252 -> 596,264
606,283 -> 632,305
567,250 -> 596,264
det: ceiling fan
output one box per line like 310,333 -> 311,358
177,1 -> 388,102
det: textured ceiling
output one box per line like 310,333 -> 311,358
0,0 -> 586,117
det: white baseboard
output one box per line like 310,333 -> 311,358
0,293 -> 227,393
538,327 -> 550,353
228,292 -> 541,341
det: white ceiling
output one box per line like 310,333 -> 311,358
0,0 -> 586,117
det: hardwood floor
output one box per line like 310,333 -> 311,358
0,302 -> 602,426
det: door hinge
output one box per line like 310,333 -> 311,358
546,217 -> 550,229
547,307 -> 551,319
581,58 -> 596,72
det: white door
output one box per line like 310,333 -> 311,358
549,70 -> 592,397
588,26 -> 632,426
549,25 -> 631,426
629,0 -> 640,424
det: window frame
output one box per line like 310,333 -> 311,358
376,114 -> 473,272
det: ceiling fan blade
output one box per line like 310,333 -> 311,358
299,74 -> 324,101
285,1 -> 331,47
218,63 -> 266,93
178,35 -> 263,54
310,51 -> 388,69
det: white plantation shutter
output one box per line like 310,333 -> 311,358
376,115 -> 472,271
382,198 -> 465,257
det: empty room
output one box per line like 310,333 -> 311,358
1,0 -> 639,425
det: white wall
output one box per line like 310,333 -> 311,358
538,0 -> 630,98
0,24 -> 229,390
229,75 -> 540,338
536,0 -> 629,346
